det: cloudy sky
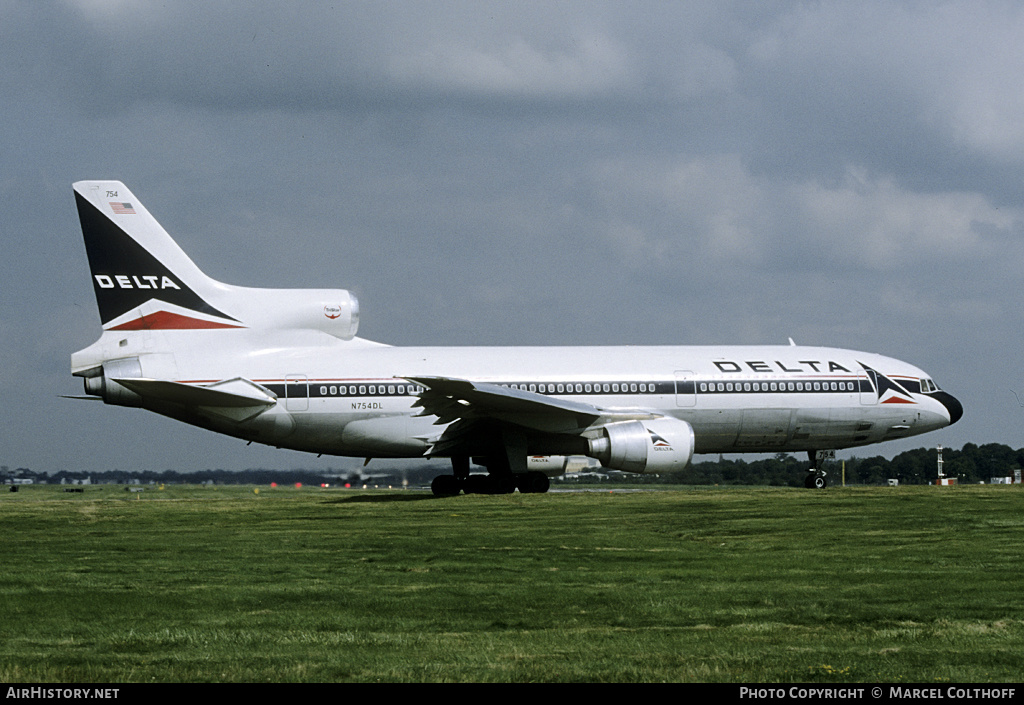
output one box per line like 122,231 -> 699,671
3,0 -> 1023,474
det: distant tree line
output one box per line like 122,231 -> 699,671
595,442 -> 1021,487
3,467 -> 369,487
3,442 -> 1021,487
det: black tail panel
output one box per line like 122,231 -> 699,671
75,192 -> 237,326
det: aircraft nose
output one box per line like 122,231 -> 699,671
932,391 -> 963,425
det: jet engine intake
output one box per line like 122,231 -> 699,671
587,417 -> 695,474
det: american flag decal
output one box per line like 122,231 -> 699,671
110,202 -> 136,215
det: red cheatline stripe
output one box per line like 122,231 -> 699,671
108,310 -> 244,330
881,396 -> 916,404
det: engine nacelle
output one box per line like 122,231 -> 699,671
81,357 -> 144,407
527,455 -> 570,476
253,289 -> 359,340
587,418 -> 695,474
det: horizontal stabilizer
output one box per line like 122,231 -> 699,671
112,377 -> 277,411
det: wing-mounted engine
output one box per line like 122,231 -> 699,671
586,417 -> 695,474
406,376 -> 695,479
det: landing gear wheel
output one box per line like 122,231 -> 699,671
464,474 -> 490,494
431,475 -> 461,497
804,472 -> 828,489
489,475 -> 517,495
516,471 -> 550,494
464,474 -> 516,494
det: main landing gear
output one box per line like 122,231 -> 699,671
804,450 -> 829,489
430,471 -> 550,496
430,456 -> 550,497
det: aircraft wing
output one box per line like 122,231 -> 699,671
404,375 -> 652,434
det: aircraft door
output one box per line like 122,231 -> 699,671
675,371 -> 697,407
285,374 -> 309,411
859,370 -> 877,405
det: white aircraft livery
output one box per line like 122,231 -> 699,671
70,181 -> 962,494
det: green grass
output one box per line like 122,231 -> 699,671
1,484 -> 1022,682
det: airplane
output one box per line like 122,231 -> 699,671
69,180 -> 963,495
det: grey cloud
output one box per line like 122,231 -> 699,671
4,1 -> 1024,472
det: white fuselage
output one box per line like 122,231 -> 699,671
72,331 -> 957,459
68,179 -> 962,484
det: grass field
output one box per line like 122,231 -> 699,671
1,483 -> 1022,683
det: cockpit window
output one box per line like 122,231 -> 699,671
921,378 -> 939,393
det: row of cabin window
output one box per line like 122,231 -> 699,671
699,380 -> 857,393
504,382 -> 654,394
314,380 -> 856,397
314,382 -> 654,397
317,384 -> 425,396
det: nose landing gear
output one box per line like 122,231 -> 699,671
804,471 -> 828,489
804,450 -> 832,489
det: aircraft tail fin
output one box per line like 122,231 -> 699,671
73,180 -> 243,330
73,181 -> 361,340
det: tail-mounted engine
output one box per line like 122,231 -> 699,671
253,289 -> 359,340
587,417 -> 695,474
78,357 -> 143,407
